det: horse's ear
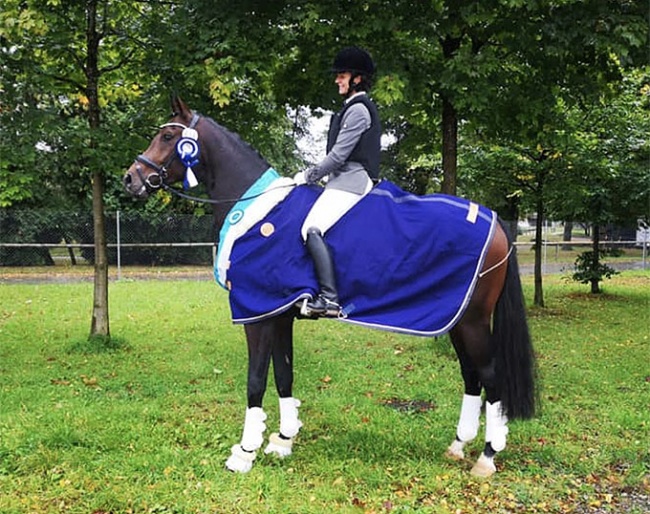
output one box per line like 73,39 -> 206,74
170,94 -> 191,119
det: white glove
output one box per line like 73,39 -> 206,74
293,170 -> 307,185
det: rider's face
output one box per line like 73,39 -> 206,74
335,72 -> 360,96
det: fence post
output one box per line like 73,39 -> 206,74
116,210 -> 121,281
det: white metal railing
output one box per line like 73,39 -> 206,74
1,240 -> 647,278
512,240 -> 648,274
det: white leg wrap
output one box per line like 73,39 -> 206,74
456,394 -> 483,442
471,453 -> 497,478
264,432 -> 294,458
278,397 -> 302,438
485,401 -> 508,452
225,444 -> 257,473
445,439 -> 466,460
240,407 -> 267,452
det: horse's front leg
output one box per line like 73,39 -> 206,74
225,320 -> 274,473
264,314 -> 302,458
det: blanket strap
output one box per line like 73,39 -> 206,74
478,246 -> 513,278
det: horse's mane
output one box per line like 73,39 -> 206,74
202,115 -> 270,167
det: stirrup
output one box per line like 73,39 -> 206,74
299,296 -> 341,318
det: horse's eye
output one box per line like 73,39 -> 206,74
163,132 -> 174,142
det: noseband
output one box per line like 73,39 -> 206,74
132,113 -> 200,194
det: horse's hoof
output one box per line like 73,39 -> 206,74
470,454 -> 496,478
445,440 -> 465,461
264,432 -> 293,458
225,444 -> 256,473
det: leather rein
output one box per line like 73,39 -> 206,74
132,113 -> 294,206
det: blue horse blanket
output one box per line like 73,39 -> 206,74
215,175 -> 497,336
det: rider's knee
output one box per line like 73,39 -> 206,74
302,225 -> 322,241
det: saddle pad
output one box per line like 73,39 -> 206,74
221,180 -> 497,336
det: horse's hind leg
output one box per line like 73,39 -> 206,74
265,314 -> 303,458
446,335 -> 484,461
448,319 -> 508,478
454,328 -> 509,478
446,250 -> 509,475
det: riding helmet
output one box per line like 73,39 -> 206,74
331,46 -> 375,76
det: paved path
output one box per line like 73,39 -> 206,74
0,261 -> 646,285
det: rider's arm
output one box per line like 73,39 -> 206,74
305,103 -> 371,183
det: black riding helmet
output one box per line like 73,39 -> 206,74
331,46 -> 375,76
331,47 -> 375,95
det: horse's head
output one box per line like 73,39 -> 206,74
124,96 -> 201,199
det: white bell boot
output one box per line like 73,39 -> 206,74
225,407 -> 267,473
265,397 -> 302,458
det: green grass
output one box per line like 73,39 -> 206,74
0,272 -> 648,513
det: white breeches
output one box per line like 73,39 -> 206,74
300,178 -> 373,240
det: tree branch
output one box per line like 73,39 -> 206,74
36,70 -> 86,93
99,49 -> 136,74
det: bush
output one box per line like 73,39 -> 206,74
572,249 -> 619,287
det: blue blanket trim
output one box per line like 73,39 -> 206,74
221,180 -> 497,337
214,168 -> 280,287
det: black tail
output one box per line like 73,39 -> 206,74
493,235 -> 537,420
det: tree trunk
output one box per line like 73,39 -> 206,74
90,171 -> 109,336
63,236 -> 77,265
439,35 -> 461,197
86,0 -> 110,338
590,223 -> 601,294
561,221 -> 573,251
533,197 -> 545,307
441,95 -> 457,196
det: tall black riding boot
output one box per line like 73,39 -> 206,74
303,227 -> 341,318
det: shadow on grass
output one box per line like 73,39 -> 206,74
66,335 -> 132,354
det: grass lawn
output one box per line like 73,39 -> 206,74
0,271 -> 648,513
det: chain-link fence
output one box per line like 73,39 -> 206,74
0,210 -> 216,267
1,210 -> 648,275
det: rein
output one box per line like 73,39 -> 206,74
162,181 -> 296,205
134,112 -> 297,205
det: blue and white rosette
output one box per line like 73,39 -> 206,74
177,128 -> 200,189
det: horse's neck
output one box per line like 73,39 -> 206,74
200,120 -> 270,230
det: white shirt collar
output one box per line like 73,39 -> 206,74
345,91 -> 367,104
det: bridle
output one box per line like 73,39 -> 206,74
130,112 -> 297,206
132,113 -> 201,196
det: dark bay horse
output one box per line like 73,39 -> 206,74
124,96 -> 536,477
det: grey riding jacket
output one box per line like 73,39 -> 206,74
306,93 -> 381,194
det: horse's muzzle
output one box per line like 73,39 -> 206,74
123,168 -> 148,198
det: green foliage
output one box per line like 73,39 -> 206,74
2,0 -> 648,208
572,250 -> 620,286
0,0 -> 167,212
